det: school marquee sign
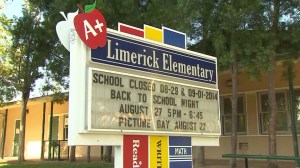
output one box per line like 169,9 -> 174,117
56,1 -> 220,167
56,2 -> 220,137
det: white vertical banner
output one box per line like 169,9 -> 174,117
68,14 -> 89,145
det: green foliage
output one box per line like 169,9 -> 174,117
0,1 -> 71,103
186,0 -> 300,76
0,14 -> 15,106
9,8 -> 48,93
22,0 -> 300,94
24,0 -> 191,100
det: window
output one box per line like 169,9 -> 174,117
221,96 -> 246,135
64,115 -> 68,140
259,92 -> 289,134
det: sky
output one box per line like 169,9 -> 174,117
1,0 -> 24,19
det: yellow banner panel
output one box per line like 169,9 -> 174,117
144,25 -> 163,43
150,136 -> 169,168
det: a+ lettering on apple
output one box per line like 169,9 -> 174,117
83,19 -> 104,40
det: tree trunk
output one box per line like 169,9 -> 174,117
69,146 -> 76,162
87,146 -> 91,162
229,1 -> 238,166
268,0 -> 279,167
230,59 -> 238,168
101,146 -> 104,161
40,102 -> 46,160
268,59 -> 278,168
18,91 -> 30,162
193,146 -> 205,167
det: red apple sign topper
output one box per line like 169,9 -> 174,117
74,1 -> 107,49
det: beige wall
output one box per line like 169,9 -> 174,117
0,60 -> 299,160
24,103 -> 44,159
4,106 -> 20,157
246,93 -> 258,135
219,60 -> 300,95
205,60 -> 300,159
0,101 -> 103,159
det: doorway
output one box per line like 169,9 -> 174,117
51,116 -> 59,140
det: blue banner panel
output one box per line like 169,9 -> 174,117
169,136 -> 191,146
91,31 -> 216,85
169,161 -> 193,168
163,27 -> 186,49
169,136 -> 192,168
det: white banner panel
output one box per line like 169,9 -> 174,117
89,69 -> 220,135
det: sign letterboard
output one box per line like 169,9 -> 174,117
89,69 -> 220,135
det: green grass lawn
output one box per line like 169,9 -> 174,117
0,161 -> 114,168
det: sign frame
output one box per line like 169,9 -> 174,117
68,19 -> 220,148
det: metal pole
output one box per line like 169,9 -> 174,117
48,102 -> 54,160
40,103 -> 46,160
288,63 -> 300,166
0,110 -> 8,159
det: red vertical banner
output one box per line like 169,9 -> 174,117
124,135 -> 149,168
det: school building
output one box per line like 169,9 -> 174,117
0,59 -> 299,160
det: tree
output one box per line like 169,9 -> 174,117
185,1 -> 299,168
258,1 -> 300,167
9,6 -> 50,162
266,1 -> 280,167
0,2 -> 69,161
210,2 -> 255,167
250,0 -> 300,168
186,1 -> 263,167
0,14 -> 15,106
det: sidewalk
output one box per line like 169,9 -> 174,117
197,159 -> 298,168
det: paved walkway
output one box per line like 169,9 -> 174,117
196,159 -> 298,168
0,157 -> 299,168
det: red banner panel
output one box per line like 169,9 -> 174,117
123,135 -> 149,168
119,23 -> 144,38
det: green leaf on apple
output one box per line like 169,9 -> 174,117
85,1 -> 96,13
